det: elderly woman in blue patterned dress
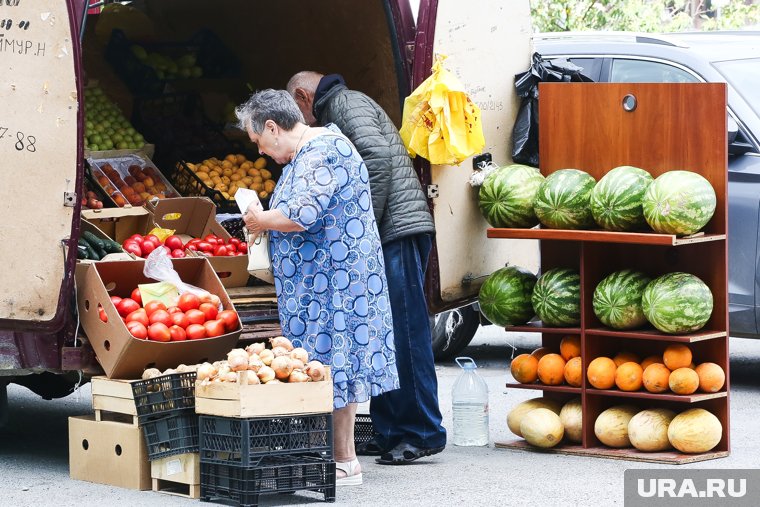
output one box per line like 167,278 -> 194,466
236,89 -> 399,486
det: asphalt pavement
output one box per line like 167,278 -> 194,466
1,328 -> 759,507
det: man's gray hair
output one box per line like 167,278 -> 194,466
286,71 -> 323,96
235,89 -> 305,133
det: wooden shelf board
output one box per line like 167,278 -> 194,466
504,322 -> 581,335
586,389 -> 728,403
585,328 -> 727,343
505,383 -> 582,394
494,439 -> 729,464
487,228 -> 725,246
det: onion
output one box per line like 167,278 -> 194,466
248,355 -> 264,372
163,368 -> 177,375
223,372 -> 239,382
289,370 -> 310,383
217,363 -> 231,378
270,336 -> 294,351
290,347 -> 309,364
246,372 -> 261,385
141,368 -> 162,380
271,356 -> 294,380
272,346 -> 290,358
197,362 -> 217,381
304,361 -> 326,382
290,359 -> 305,371
258,348 -> 274,366
246,342 -> 266,356
257,365 -> 275,383
227,349 -> 249,372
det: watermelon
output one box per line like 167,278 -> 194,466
590,166 -> 654,231
641,272 -> 713,334
534,169 -> 596,229
531,268 -> 581,327
592,270 -> 652,330
478,266 -> 537,327
642,171 -> 717,235
479,164 -> 545,228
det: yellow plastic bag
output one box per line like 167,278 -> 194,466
399,55 -> 485,165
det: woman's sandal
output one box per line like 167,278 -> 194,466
336,458 -> 363,486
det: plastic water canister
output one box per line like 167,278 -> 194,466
451,357 -> 489,446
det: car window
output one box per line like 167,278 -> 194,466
610,59 -> 699,83
567,58 -> 602,81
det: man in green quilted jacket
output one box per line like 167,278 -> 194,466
288,72 -> 447,465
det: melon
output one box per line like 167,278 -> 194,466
642,170 -> 717,236
628,408 -> 676,452
507,397 -> 562,437
520,408 -> 564,448
533,169 -> 596,229
559,398 -> 583,444
478,266 -> 537,327
594,405 -> 639,448
592,270 -> 651,330
590,166 -> 654,231
642,272 -> 713,334
479,164 -> 545,228
531,268 -> 581,327
668,408 -> 723,453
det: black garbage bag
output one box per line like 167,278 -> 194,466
511,52 -> 593,167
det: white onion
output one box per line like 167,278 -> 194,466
141,368 -> 162,380
272,346 -> 290,358
197,362 -> 217,381
227,349 -> 249,372
248,355 -> 264,372
271,356 -> 294,380
289,370 -> 310,383
290,359 -> 305,371
270,336 -> 294,351
223,372 -> 239,382
246,342 -> 266,356
257,365 -> 275,383
246,372 -> 261,385
290,347 -> 309,364
258,348 -> 274,366
304,360 -> 326,382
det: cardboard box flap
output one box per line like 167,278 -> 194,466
81,207 -> 153,243
148,197 -> 217,239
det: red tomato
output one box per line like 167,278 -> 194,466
197,241 -> 213,253
127,234 -> 144,245
144,300 -> 167,316
122,241 -> 143,257
213,245 -> 228,257
164,235 -> 184,251
199,302 -> 218,321
171,249 -> 186,258
117,298 -> 140,318
162,245 -> 172,255
178,293 -> 201,312
204,234 -> 220,245
141,240 -> 157,256
166,306 -> 182,314
185,323 -> 207,340
186,238 -> 201,247
170,311 -> 190,328
237,242 -> 248,254
218,310 -> 239,332
186,244 -> 198,252
149,309 -> 172,327
228,238 -> 241,247
144,234 -> 161,245
126,321 -> 148,339
169,325 -> 187,341
147,322 -> 171,342
225,243 -> 237,253
98,306 -> 108,323
203,319 -> 226,337
126,308 -> 149,326
110,296 -> 122,306
131,288 -> 142,306
185,309 -> 206,325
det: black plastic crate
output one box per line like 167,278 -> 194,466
200,456 -> 336,507
220,217 -> 246,242
131,372 -> 197,423
200,414 -> 333,466
142,410 -> 199,460
354,413 -> 376,446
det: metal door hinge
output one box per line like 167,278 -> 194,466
64,192 -> 77,207
427,184 -> 439,199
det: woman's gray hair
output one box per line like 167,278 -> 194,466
235,89 -> 305,134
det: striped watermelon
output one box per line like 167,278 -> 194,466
642,171 -> 717,236
478,266 -> 537,327
590,166 -> 654,231
479,164 -> 545,228
592,270 -> 652,330
641,272 -> 713,334
531,268 -> 581,327
534,169 -> 596,229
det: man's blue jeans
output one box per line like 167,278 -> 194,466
370,233 -> 447,450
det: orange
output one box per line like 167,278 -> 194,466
663,344 -> 692,370
559,335 -> 581,361
669,367 -> 699,395
615,362 -> 643,391
694,362 -> 725,393
531,347 -> 553,362
587,357 -> 617,389
640,355 -> 663,371
537,353 -> 566,386
564,356 -> 583,387
642,363 -> 671,393
510,354 -> 539,384
613,350 -> 640,367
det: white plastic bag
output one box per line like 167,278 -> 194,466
143,247 -> 222,310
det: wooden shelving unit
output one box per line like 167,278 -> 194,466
495,83 -> 729,464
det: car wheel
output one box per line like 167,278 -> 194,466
430,304 -> 481,361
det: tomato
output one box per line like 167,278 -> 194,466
131,288 -> 142,306
186,244 -> 198,251
127,234 -> 144,245
197,241 -> 213,253
162,245 -> 172,255
141,240 -> 157,256
117,298 -> 140,317
186,238 -> 201,247
98,306 -> 108,323
147,322 -> 171,342
110,296 -> 122,306
228,238 -> 241,247
171,249 -> 186,258
213,245 -> 228,257
144,300 -> 167,316
203,319 -> 226,337
186,323 -> 207,340
149,309 -> 172,327
126,321 -> 148,339
204,234 -> 220,245
126,308 -> 149,327
178,293 -> 201,312
199,302 -> 219,321
185,309 -> 206,325
164,235 -> 184,251
237,242 -> 248,254
122,241 -> 143,257
170,311 -> 190,328
169,325 -> 187,341
225,242 -> 237,253
166,306 -> 182,314
218,310 -> 239,332
144,234 -> 161,245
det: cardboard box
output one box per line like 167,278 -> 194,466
151,452 -> 200,484
147,197 -> 249,288
76,257 -> 241,379
194,369 -> 333,418
69,415 -> 151,490
81,206 -> 153,244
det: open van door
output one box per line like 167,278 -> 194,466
414,0 -> 538,314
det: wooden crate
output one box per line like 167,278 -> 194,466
492,83 -> 729,463
151,452 -> 200,499
90,376 -> 139,426
195,369 -> 333,418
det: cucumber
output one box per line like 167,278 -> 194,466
82,231 -> 105,251
102,239 -> 123,254
76,242 -> 89,260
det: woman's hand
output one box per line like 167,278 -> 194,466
243,203 -> 266,236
